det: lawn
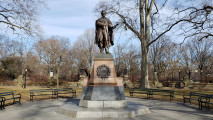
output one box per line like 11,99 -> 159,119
124,88 -> 213,101
124,88 -> 213,109
0,86 -> 212,102
1,85 -> 213,109
0,86 -> 82,102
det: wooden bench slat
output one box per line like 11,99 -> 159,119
55,88 -> 76,98
29,88 -> 76,102
183,92 -> 213,110
129,88 -> 174,102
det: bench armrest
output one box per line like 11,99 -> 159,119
0,97 -> 5,101
198,96 -> 208,101
29,91 -> 34,95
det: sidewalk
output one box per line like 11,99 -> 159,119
0,97 -> 212,120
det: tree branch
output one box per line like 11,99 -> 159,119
149,16 -> 208,46
114,11 -> 141,39
147,0 -> 155,16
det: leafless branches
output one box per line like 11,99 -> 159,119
150,2 -> 213,45
0,0 -> 46,37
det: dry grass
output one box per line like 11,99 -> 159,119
172,89 -> 213,101
1,86 -> 213,109
124,88 -> 213,109
0,86 -> 82,103
124,88 -> 213,101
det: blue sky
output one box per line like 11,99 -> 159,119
40,0 -> 100,42
39,0 -> 141,50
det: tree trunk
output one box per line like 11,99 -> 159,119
139,0 -> 145,89
139,0 -> 152,88
140,40 -> 150,88
56,66 -> 60,88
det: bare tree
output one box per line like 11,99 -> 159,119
0,36 -> 29,79
60,49 -> 75,81
0,36 -> 27,80
113,42 -> 141,81
72,29 -> 98,73
127,45 -> 141,82
0,36 -> 24,58
0,0 -> 46,36
113,43 -> 127,76
171,0 -> 213,42
95,0 -> 213,88
149,36 -> 170,74
150,0 -> 213,44
177,43 -> 194,84
24,52 -> 40,75
34,36 -> 70,88
188,38 -> 213,82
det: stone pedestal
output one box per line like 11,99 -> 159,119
123,74 -> 129,81
79,100 -> 127,108
204,83 -> 213,89
157,83 -> 163,88
180,82 -> 185,88
57,99 -> 150,118
172,83 -> 176,88
80,53 -> 126,108
14,75 -> 24,86
123,75 -> 134,88
77,75 -> 85,87
57,53 -> 150,118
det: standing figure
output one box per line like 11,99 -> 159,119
95,10 -> 118,54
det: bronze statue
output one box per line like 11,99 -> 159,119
95,10 -> 118,54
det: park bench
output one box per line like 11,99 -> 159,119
129,88 -> 149,98
148,89 -> 174,102
0,97 -> 3,110
183,92 -> 208,110
206,95 -> 213,110
200,94 -> 213,110
55,88 -> 76,98
0,91 -> 21,110
129,88 -> 174,102
30,89 -> 57,102
30,88 -> 76,102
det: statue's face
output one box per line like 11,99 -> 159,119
101,11 -> 106,17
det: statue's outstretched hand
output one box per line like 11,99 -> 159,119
113,23 -> 119,29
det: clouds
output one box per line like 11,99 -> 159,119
39,0 -> 140,51
40,0 -> 100,41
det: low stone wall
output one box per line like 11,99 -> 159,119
203,83 -> 213,89
188,83 -> 207,89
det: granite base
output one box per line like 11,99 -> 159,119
79,99 -> 127,108
57,100 -> 150,118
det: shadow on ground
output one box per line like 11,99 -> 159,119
0,97 -> 212,120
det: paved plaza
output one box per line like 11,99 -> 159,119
0,97 -> 212,120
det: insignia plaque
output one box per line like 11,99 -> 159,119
96,64 -> 111,79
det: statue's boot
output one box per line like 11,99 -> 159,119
100,48 -> 104,53
105,47 -> 110,54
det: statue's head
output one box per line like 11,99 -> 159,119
101,10 -> 106,17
